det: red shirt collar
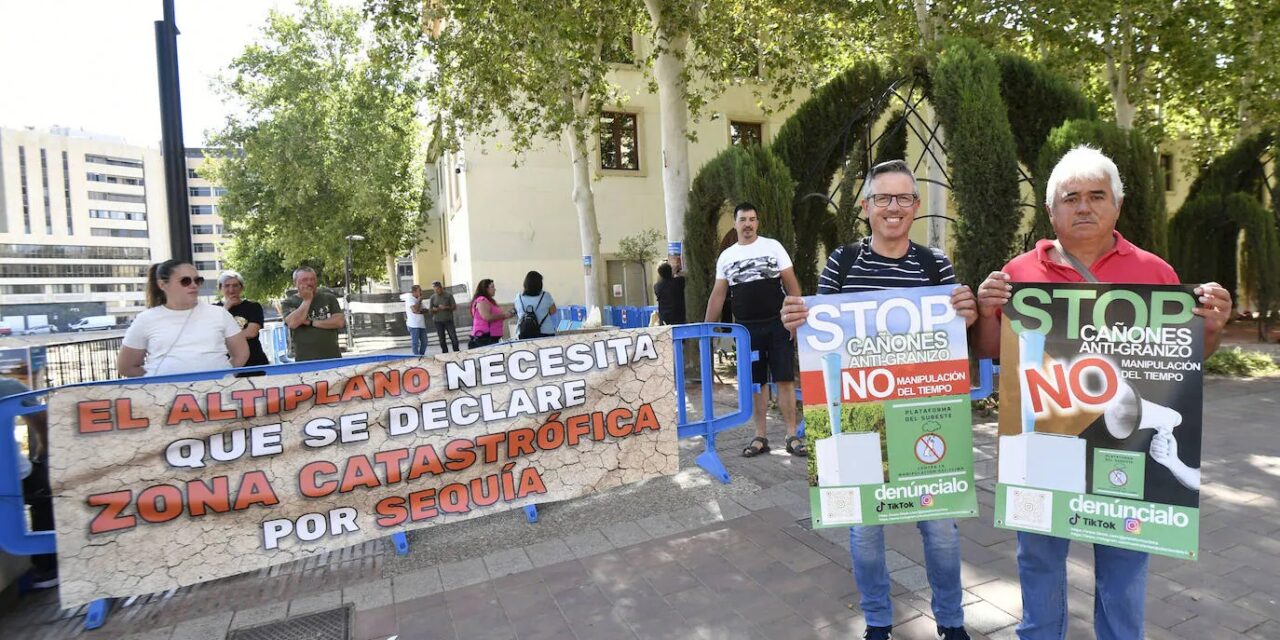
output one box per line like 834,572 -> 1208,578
1033,230 -> 1133,268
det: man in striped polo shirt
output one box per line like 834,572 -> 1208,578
781,160 -> 978,640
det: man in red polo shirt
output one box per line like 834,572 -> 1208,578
971,146 -> 1231,640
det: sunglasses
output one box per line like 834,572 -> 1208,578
167,276 -> 205,287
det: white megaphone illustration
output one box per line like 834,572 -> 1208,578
1103,382 -> 1182,439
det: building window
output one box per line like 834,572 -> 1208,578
190,204 -> 216,216
19,146 -> 31,233
189,186 -> 213,197
91,283 -> 146,293
0,264 -> 149,278
89,209 -> 147,221
86,172 -> 144,186
214,187 -> 227,196
40,149 -> 53,234
87,191 -> 147,204
193,242 -> 217,254
0,243 -> 150,260
1160,154 -> 1174,192
62,151 -> 73,234
730,121 -> 763,148
602,33 -> 635,65
192,224 -> 216,235
187,168 -> 200,179
600,112 -> 640,171
84,154 -> 143,169
51,284 -> 83,294
0,285 -> 44,295
91,228 -> 149,238
195,260 -> 220,271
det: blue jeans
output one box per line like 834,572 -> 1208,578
1016,532 -> 1148,639
850,519 -> 964,628
408,327 -> 428,355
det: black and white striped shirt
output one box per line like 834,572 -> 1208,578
817,242 -> 956,294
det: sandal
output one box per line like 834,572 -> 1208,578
742,436 -> 770,457
784,435 -> 808,457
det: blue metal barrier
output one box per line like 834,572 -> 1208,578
0,325 -> 755,628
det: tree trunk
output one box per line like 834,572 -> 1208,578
923,101 -> 948,250
567,120 -> 604,309
644,0 -> 698,260
1104,23 -> 1136,130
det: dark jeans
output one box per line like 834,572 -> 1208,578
23,457 -> 56,572
435,320 -> 460,352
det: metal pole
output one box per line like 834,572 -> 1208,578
345,237 -> 353,351
155,0 -> 191,262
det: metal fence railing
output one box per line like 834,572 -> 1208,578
43,337 -> 123,387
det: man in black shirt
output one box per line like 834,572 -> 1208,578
705,202 -> 804,458
654,261 -> 687,325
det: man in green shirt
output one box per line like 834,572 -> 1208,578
281,266 -> 345,361
428,280 -> 460,352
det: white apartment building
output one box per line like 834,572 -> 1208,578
0,127 -> 172,330
185,148 -> 229,296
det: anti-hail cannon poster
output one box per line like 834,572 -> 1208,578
994,284 -> 1203,559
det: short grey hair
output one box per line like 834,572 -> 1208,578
216,270 -> 244,287
861,159 -> 919,200
1045,146 -> 1124,207
292,266 -> 317,280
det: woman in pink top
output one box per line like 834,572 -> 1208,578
469,279 -> 511,348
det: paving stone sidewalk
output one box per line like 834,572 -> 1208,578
3,375 -> 1279,640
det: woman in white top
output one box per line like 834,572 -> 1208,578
117,259 -> 249,377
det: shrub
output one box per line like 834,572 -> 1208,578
1204,348 -> 1279,377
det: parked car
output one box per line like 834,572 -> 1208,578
20,325 -> 58,335
69,315 -> 117,332
0,326 -> 11,337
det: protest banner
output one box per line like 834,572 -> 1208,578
47,328 -> 678,608
994,283 -> 1203,559
798,285 -> 978,528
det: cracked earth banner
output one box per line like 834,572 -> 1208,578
47,328 -> 678,608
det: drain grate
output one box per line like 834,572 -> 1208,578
228,605 -> 351,640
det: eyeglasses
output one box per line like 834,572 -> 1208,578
868,193 -> 918,208
167,276 -> 205,287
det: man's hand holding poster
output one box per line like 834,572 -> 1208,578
47,328 -> 679,608
994,283 -> 1203,559
798,285 -> 978,528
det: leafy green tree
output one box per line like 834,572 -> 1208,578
206,0 -> 428,298
372,0 -> 645,309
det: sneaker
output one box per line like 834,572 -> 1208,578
937,626 -> 971,640
29,569 -> 58,590
863,626 -> 893,640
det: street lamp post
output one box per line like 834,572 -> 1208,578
344,234 -> 365,351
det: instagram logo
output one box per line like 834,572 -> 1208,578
920,493 -> 934,507
1123,518 -> 1141,534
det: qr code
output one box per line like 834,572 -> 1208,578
1006,487 -> 1053,532
820,488 -> 863,525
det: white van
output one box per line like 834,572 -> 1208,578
69,315 -> 116,332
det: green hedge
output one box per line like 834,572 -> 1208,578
1035,120 -> 1167,256
684,145 -> 796,322
929,38 -> 1021,286
1169,192 -> 1280,319
771,62 -> 890,293
995,53 -> 1097,171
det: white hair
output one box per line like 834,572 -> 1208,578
217,270 -> 244,287
292,266 -> 317,280
1045,146 -> 1124,207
